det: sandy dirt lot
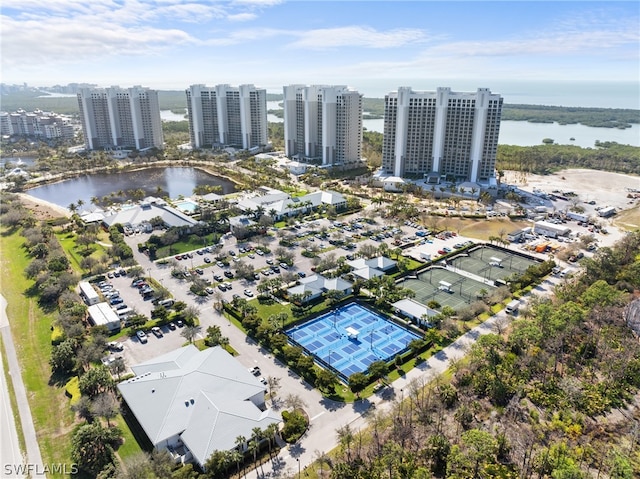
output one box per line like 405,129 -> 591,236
503,168 -> 640,211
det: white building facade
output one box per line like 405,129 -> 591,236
0,110 -> 75,141
77,86 -> 163,151
186,84 -> 268,150
283,85 -> 363,167
382,87 -> 503,184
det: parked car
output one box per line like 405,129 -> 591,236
244,289 -> 254,297
107,341 -> 124,352
168,322 -> 177,330
248,366 -> 261,376
136,330 -> 148,343
151,327 -> 163,338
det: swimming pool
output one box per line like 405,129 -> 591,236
173,200 -> 199,213
285,302 -> 421,381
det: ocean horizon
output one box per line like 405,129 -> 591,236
263,79 -> 638,110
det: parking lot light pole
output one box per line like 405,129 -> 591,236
296,458 -> 300,479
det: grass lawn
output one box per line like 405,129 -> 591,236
0,227 -> 77,475
55,230 -> 110,274
613,205 -> 640,231
155,233 -> 220,258
114,414 -> 143,460
431,216 -> 518,241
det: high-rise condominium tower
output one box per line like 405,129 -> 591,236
382,87 -> 502,183
77,86 -> 163,151
283,85 -> 363,167
186,84 -> 267,150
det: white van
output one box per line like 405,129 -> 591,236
117,308 -> 133,319
505,300 -> 520,315
559,268 -> 572,279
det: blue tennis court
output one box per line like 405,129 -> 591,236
285,302 -> 421,381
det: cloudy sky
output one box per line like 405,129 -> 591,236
1,0 -> 638,98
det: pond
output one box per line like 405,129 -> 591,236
25,167 -> 236,208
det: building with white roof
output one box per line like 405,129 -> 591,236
101,199 -> 199,230
287,274 -> 353,303
87,303 -> 121,331
391,298 -> 439,327
118,345 -> 280,470
237,188 -> 346,221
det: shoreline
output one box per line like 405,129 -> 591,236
17,192 -> 71,220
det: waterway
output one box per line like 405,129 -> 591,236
163,103 -> 639,148
25,167 -> 235,208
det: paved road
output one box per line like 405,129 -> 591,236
1,294 -> 43,478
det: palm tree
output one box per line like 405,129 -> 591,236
180,324 -> 202,344
251,427 -> 264,473
235,435 -> 246,476
264,423 -> 279,459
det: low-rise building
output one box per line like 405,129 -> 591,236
79,281 -> 100,306
87,303 -> 121,332
287,274 -> 353,303
118,345 -> 280,470
533,220 -> 570,238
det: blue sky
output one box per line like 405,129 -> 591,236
1,1 -> 638,99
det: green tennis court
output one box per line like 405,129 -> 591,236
400,267 -> 489,310
447,245 -> 539,282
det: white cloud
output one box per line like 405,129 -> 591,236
1,16 -> 197,67
227,12 -> 257,22
288,26 -> 428,49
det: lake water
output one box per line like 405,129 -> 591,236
161,110 -> 188,122
26,167 -> 236,208
264,101 -> 639,147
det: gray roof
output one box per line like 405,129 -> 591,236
181,392 -> 280,464
392,298 -> 438,321
102,201 -> 198,229
352,266 -> 384,280
118,346 -> 279,467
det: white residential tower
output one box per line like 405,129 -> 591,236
77,86 -> 163,151
382,87 -> 503,184
186,84 -> 268,150
283,85 -> 363,167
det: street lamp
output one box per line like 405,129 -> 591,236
296,458 -> 301,479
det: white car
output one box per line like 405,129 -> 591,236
136,330 -> 148,343
244,289 -> 254,297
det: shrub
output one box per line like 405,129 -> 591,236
281,409 -> 308,443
